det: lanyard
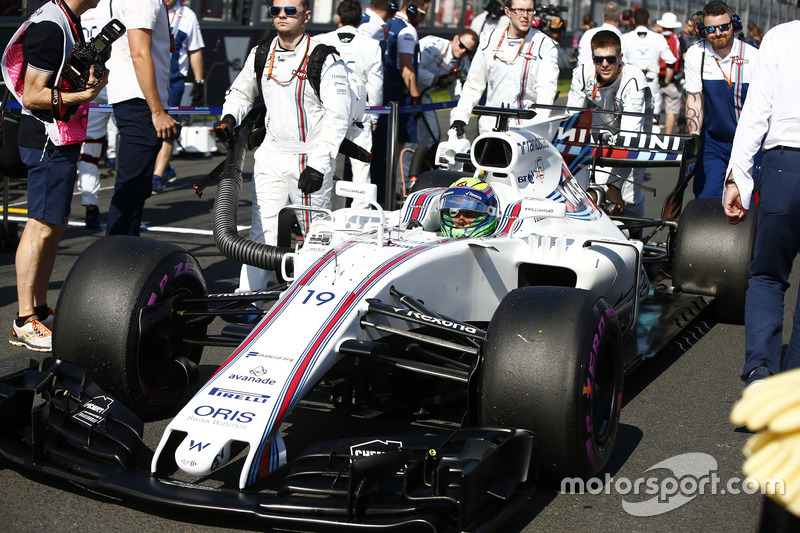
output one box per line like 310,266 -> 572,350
713,40 -> 744,88
55,0 -> 82,43
267,34 -> 311,84
493,27 -> 526,63
169,4 -> 184,35
162,0 -> 176,52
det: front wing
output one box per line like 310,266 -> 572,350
0,358 -> 537,533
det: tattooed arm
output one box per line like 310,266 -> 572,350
685,91 -> 703,135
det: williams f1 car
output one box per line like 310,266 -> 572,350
0,107 -> 756,532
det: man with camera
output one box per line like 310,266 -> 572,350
105,0 -> 177,235
1,0 -> 108,352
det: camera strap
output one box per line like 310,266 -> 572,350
55,0 -> 83,44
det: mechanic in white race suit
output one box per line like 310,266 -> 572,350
469,0 -> 509,41
449,0 -> 559,136
216,0 -> 351,293
317,0 -> 382,210
620,7 -> 675,122
567,30 -> 650,221
411,29 -> 478,181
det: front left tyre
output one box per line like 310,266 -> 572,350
53,236 -> 208,418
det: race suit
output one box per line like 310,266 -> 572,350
567,62 -> 650,219
416,36 -> 469,151
221,34 -> 352,292
621,25 -> 677,116
317,25 -> 382,209
684,37 -> 759,198
78,0 -> 112,209
469,11 -> 509,40
358,8 -> 386,41
450,25 -> 559,134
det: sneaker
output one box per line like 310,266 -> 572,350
9,316 -> 52,352
152,174 -> 164,194
164,164 -> 177,184
745,365 -> 772,388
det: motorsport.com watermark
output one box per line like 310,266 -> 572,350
560,453 -> 785,516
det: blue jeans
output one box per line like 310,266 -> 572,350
107,99 -> 161,236
743,147 -> 800,378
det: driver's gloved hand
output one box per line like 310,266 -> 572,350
213,114 -> 236,143
298,166 -> 324,195
450,120 -> 467,137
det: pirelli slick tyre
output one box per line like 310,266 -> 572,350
53,236 -> 208,419
673,198 -> 757,323
478,287 -> 624,484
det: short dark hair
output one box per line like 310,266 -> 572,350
622,9 -> 633,20
633,7 -> 649,27
370,0 -> 390,10
458,28 -> 479,42
702,1 -> 733,18
591,29 -> 622,54
337,0 -> 363,26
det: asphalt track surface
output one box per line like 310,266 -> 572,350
0,121 -> 795,533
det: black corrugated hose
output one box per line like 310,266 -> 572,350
212,105 -> 294,275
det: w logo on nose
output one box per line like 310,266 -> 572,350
189,440 -> 211,452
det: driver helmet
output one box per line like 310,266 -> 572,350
439,177 -> 498,238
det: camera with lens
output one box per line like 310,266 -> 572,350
63,19 -> 126,90
535,4 -> 568,25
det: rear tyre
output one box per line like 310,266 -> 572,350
478,287 -> 624,484
53,236 -> 208,418
672,198 -> 757,323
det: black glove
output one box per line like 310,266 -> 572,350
686,132 -> 702,158
437,73 -> 457,88
659,78 -> 669,88
298,166 -> 324,195
213,114 -> 236,143
450,120 -> 467,137
191,81 -> 205,107
410,94 -> 422,106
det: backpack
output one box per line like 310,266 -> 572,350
254,37 -> 367,147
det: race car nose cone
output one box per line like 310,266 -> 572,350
174,435 -> 233,476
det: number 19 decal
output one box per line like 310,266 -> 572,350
302,289 -> 336,306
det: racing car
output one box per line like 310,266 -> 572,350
0,106 -> 756,532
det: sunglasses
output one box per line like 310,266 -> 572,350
269,5 -> 301,17
705,21 -> 731,34
457,40 -> 476,55
508,7 -> 535,15
592,55 -> 619,65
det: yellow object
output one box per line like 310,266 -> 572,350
731,368 -> 800,515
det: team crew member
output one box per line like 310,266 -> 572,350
621,8 -> 675,124
216,0 -> 352,293
684,0 -> 758,199
723,20 -> 800,386
106,0 -> 178,235
152,0 -> 205,194
318,0 -> 382,209
412,29 -> 477,182
359,0 -> 394,41
450,0 -> 559,136
567,30 -> 649,221
78,0 -> 112,230
577,1 -> 622,66
469,0 -> 509,40
656,12 -> 683,134
372,0 -> 429,205
2,0 -> 107,351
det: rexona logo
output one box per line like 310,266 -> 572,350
350,439 -> 403,458
208,387 -> 271,404
391,307 -> 477,334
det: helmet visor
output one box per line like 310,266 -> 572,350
439,190 -> 495,230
